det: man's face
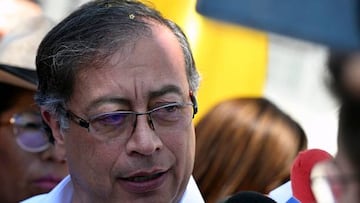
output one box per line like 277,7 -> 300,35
51,24 -> 196,203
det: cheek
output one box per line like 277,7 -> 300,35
0,128 -> 34,170
164,126 -> 195,171
0,131 -> 36,196
64,129 -> 119,185
188,127 -> 196,169
65,132 -> 90,161
63,129 -> 97,174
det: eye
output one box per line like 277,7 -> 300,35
163,104 -> 180,112
152,103 -> 183,123
92,113 -> 129,126
156,103 -> 181,113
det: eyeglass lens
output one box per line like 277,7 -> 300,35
88,103 -> 194,140
12,112 -> 50,153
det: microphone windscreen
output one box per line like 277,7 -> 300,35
223,191 -> 276,203
290,149 -> 333,203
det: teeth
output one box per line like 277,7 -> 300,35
127,173 -> 162,182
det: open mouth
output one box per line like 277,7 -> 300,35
118,171 -> 168,193
123,172 -> 165,182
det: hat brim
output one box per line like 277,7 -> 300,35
0,64 -> 37,90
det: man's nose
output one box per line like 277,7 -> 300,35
132,113 -> 155,131
126,115 -> 163,156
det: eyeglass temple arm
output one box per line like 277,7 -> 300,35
67,111 -> 90,130
190,91 -> 198,118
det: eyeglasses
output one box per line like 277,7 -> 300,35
0,111 -> 50,153
65,95 -> 197,141
311,160 -> 359,203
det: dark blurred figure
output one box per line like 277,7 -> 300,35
310,51 -> 360,203
0,5 -> 68,202
194,97 -> 307,203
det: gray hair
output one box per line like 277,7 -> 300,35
35,0 -> 200,131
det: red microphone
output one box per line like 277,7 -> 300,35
290,149 -> 333,203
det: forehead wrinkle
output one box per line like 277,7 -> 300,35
133,73 -> 141,102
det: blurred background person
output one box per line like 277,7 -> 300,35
0,4 -> 68,203
327,51 -> 360,103
310,51 -> 360,203
193,97 -> 307,203
0,66 -> 68,203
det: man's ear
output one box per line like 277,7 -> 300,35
41,108 -> 65,145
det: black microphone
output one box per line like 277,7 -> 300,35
222,191 -> 276,203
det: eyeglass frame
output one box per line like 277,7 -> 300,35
63,92 -> 198,136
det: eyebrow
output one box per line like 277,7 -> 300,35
148,84 -> 183,100
84,85 -> 183,112
85,97 -> 131,113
